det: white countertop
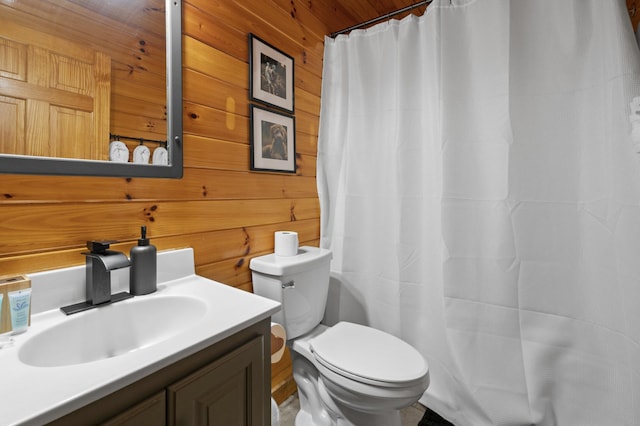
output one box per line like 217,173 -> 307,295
0,248 -> 280,425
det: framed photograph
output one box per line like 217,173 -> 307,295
250,105 -> 296,173
249,34 -> 294,113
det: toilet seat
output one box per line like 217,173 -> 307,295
310,322 -> 428,388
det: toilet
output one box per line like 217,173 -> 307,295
250,246 -> 430,426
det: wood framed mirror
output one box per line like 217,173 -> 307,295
0,0 -> 182,178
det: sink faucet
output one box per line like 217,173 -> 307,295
85,240 -> 130,305
61,240 -> 133,315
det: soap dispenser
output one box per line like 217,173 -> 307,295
130,226 -> 157,295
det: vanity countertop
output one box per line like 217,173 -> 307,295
0,248 -> 280,426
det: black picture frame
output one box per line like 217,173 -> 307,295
249,34 -> 294,113
250,105 -> 296,174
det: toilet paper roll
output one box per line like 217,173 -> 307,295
274,231 -> 298,257
271,322 -> 286,364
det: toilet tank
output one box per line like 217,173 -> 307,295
250,246 -> 332,340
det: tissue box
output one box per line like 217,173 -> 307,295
0,275 -> 31,334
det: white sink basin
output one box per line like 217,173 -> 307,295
1,249 -> 281,426
19,295 -> 207,367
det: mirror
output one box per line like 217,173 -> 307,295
0,0 -> 182,178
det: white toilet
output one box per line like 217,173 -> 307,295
250,246 -> 430,426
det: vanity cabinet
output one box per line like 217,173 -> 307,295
48,320 -> 270,426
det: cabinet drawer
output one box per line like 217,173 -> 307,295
102,391 -> 166,426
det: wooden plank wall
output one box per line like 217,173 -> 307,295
0,0 -> 363,404
629,0 -> 640,32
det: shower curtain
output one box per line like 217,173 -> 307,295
316,0 -> 640,424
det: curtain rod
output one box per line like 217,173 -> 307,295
329,0 -> 433,38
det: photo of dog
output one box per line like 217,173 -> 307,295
261,122 -> 288,160
250,104 -> 296,173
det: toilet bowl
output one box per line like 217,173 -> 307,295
250,246 -> 430,426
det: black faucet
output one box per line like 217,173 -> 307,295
61,240 -> 133,315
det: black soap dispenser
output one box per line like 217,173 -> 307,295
130,226 -> 157,295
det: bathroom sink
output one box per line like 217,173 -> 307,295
1,249 -> 281,426
19,295 -> 207,367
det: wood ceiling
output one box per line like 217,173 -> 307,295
331,0 -> 638,36
330,1 -> 639,35
315,0 -> 430,36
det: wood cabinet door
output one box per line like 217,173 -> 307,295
168,336 -> 266,426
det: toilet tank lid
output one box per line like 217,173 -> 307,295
249,246 -> 332,276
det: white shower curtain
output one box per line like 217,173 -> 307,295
316,0 -> 640,424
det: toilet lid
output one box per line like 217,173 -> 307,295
310,322 -> 428,385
